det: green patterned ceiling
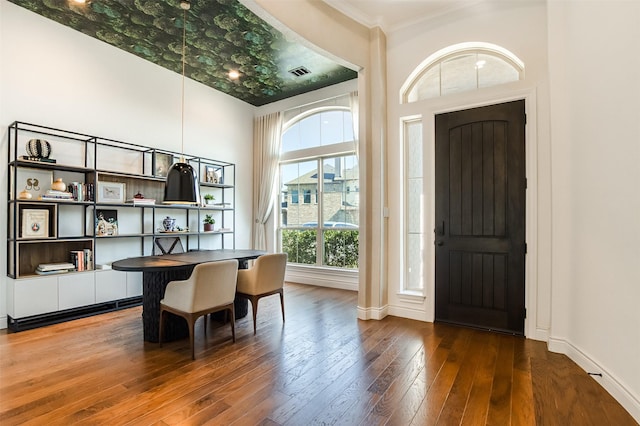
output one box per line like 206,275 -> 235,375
9,0 -> 357,106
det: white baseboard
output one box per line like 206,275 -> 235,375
0,315 -> 6,330
530,326 -> 549,342
387,305 -> 430,322
548,337 -> 640,423
357,305 -> 388,320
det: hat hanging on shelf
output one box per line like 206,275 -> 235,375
164,0 -> 200,205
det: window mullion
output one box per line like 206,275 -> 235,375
317,158 -> 323,266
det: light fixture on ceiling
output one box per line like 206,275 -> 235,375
228,70 -> 240,80
164,0 -> 200,205
289,66 -> 311,77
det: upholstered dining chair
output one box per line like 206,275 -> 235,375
236,253 -> 287,335
159,259 -> 239,359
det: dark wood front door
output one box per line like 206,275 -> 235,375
435,100 -> 526,335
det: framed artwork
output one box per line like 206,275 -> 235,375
205,165 -> 217,183
15,167 -> 53,200
154,153 -> 173,177
21,209 -> 49,239
95,209 -> 118,236
97,182 -> 125,203
205,165 -> 223,184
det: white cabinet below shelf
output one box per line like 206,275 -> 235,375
95,269 -> 127,303
7,276 -> 58,318
59,272 -> 96,310
126,272 -> 142,297
6,270 -> 142,322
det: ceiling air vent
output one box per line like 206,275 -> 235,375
289,66 -> 311,77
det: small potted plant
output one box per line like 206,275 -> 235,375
204,194 -> 215,205
203,214 -> 215,232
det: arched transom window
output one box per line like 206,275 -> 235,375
401,42 -> 524,103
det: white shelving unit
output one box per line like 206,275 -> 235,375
6,121 -> 236,331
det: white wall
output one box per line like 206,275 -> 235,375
547,0 -> 640,419
0,2 -> 255,327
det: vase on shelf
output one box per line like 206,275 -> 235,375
18,190 -> 32,199
51,178 -> 66,191
162,216 -> 176,232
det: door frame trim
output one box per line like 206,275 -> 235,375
422,88 -> 542,339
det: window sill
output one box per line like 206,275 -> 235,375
285,263 -> 358,291
396,291 -> 426,304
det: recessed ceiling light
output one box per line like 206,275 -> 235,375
228,70 -> 240,80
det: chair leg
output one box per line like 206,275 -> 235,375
279,289 -> 285,323
159,308 -> 165,347
250,296 -> 259,335
188,315 -> 196,360
230,305 -> 236,342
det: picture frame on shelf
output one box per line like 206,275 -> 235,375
95,209 -> 118,236
15,167 -> 53,200
205,165 -> 219,184
21,209 -> 49,239
154,152 -> 173,177
97,182 -> 125,203
215,167 -> 223,184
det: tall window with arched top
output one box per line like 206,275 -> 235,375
279,108 -> 359,269
401,43 -> 524,103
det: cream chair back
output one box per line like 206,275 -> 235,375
191,259 -> 238,312
254,253 -> 287,293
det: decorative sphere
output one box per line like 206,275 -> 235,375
26,139 -> 51,158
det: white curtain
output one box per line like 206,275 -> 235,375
349,91 -> 359,160
253,112 -> 283,250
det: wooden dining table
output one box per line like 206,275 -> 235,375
112,249 -> 265,342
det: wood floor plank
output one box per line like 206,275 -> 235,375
485,334 -> 515,425
0,283 -> 636,426
435,329 -> 487,425
459,331 -> 500,426
511,337 -> 536,426
276,320 -> 406,425
384,325 -> 461,425
409,327 -> 473,425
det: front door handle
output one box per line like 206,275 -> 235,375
436,240 -> 444,246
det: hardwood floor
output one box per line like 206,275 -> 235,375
0,283 -> 636,425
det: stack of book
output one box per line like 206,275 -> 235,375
39,189 -> 73,201
35,262 -> 75,275
126,198 -> 156,205
70,249 -> 93,271
68,182 -> 94,202
20,155 -> 57,164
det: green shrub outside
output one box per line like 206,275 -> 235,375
281,229 -> 359,268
